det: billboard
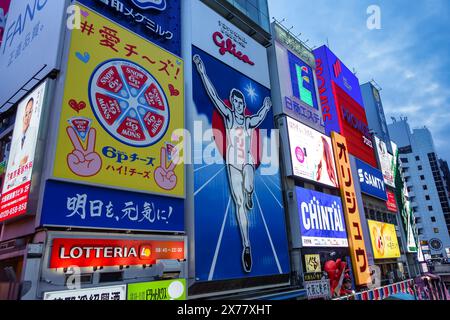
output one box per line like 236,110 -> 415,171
313,45 -> 363,107
191,0 -> 289,282
0,81 -> 47,222
272,36 -> 324,132
77,0 -> 181,56
386,191 -> 398,213
0,0 -> 11,45
355,158 -> 387,201
296,187 -> 348,247
0,0 -> 66,110
52,4 -> 184,198
367,220 -> 401,259
49,238 -> 185,268
287,117 -> 338,188
127,279 -> 186,300
335,84 -> 377,167
40,180 -> 184,232
331,132 -> 371,285
302,248 -> 355,298
44,285 -> 126,300
375,136 -> 395,188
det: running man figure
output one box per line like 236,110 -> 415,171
194,55 -> 272,273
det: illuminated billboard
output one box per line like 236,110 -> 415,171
367,220 -> 401,259
0,81 -> 47,222
287,117 -> 338,188
375,136 -> 395,188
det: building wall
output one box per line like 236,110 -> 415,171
224,0 -> 270,32
389,121 -> 450,258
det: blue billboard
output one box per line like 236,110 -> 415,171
296,187 -> 348,247
288,50 -> 319,110
192,46 -> 290,281
77,0 -> 181,56
355,158 -> 387,201
40,180 -> 184,232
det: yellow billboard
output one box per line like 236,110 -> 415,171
53,4 -> 184,197
331,132 -> 371,285
368,220 -> 401,259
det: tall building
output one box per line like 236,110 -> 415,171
388,119 -> 450,261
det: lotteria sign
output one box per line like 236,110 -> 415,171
355,158 -> 387,201
296,187 -> 348,247
49,238 -> 185,268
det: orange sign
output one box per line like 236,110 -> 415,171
331,132 -> 371,285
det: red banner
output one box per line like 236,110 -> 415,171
50,238 -> 185,268
386,191 -> 398,213
0,181 -> 31,222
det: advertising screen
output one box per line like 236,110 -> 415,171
49,238 -> 185,268
288,51 -> 318,110
191,0 -> 289,282
331,132 -> 371,285
40,180 -> 184,232
386,191 -> 398,213
52,4 -> 184,198
0,81 -> 47,222
287,117 -> 338,188
127,279 -> 186,300
44,285 -> 126,300
375,136 -> 395,188
77,0 -> 181,56
355,158 -> 387,201
367,220 -> 401,259
0,0 -> 66,110
302,247 -> 356,298
296,187 -> 348,247
334,84 -> 377,167
0,0 -> 11,46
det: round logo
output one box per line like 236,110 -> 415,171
89,59 -> 170,147
429,238 -> 443,251
295,147 -> 305,163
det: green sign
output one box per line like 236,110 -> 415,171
127,279 -> 186,300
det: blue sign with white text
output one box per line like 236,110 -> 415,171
40,180 -> 184,232
355,158 -> 387,201
77,0 -> 181,56
296,187 -> 348,247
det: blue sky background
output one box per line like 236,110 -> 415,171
268,0 -> 450,161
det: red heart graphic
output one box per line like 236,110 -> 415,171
69,99 -> 86,113
168,84 -> 180,97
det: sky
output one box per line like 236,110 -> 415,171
268,0 -> 450,161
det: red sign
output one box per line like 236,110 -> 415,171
333,83 -> 377,167
386,191 -> 398,213
50,239 -> 185,268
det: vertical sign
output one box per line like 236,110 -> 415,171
331,132 -> 371,285
0,81 -> 47,222
0,0 -> 11,46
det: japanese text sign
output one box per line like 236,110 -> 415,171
44,285 -> 126,300
331,132 -> 371,285
127,279 -> 186,300
53,4 -> 184,198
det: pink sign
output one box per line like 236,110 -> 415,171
0,0 -> 11,45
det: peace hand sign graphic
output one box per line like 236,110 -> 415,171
154,147 -> 178,191
66,126 -> 102,177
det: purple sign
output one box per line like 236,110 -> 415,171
313,45 -> 364,135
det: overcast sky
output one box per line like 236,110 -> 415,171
268,0 -> 450,161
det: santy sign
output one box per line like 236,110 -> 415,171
50,239 -> 185,268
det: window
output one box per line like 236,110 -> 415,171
407,186 -> 413,192
418,228 -> 424,235
425,195 -> 431,201
401,158 -> 409,163
428,206 -> 433,211
434,228 -> 439,234
431,217 -> 436,222
416,156 -> 420,161
423,185 -> 428,190
420,175 -> 425,180
418,165 -> 423,171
